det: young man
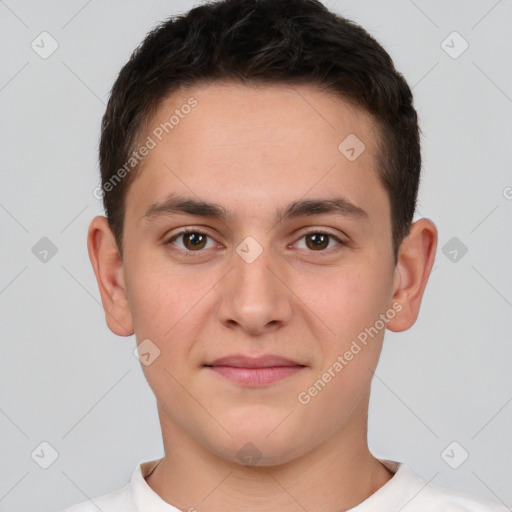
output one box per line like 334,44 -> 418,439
63,0 -> 508,510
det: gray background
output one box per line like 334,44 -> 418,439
1,0 -> 511,511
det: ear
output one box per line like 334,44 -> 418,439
386,218 -> 437,332
87,216 -> 134,336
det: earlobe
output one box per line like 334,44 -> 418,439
87,216 -> 134,336
386,218 -> 438,333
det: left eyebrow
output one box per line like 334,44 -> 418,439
139,194 -> 368,223
276,197 -> 368,222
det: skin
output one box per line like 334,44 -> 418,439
88,81 -> 437,511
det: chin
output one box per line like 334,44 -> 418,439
204,426 -> 311,468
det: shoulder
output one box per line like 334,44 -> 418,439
59,482 -> 135,512
415,481 -> 509,511
397,465 -> 509,512
58,458 -> 166,512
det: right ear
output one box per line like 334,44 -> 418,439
87,216 -> 134,336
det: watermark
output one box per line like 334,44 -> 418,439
237,441 -> 263,465
31,441 -> 59,469
32,236 -> 58,263
236,236 -> 263,263
133,338 -> 161,366
440,31 -> 469,60
93,97 -> 198,200
441,441 -> 469,469
338,133 -> 366,161
297,302 -> 402,405
442,236 -> 468,263
31,31 -> 59,59
503,186 -> 512,200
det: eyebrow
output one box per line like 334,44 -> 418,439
140,194 -> 368,223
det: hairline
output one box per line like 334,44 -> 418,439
116,78 -> 400,261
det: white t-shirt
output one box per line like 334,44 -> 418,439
61,458 -> 509,511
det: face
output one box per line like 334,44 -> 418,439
120,82 -> 399,465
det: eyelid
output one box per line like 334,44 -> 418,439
291,227 -> 346,251
164,227 -> 221,251
164,226 -> 347,258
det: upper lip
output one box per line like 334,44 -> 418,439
205,354 -> 305,368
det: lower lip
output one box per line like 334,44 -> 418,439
206,365 -> 304,385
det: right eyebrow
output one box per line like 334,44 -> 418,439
140,195 -> 229,222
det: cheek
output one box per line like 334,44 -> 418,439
304,265 -> 390,341
299,269 -> 389,411
127,262 -> 203,398
125,258 -> 190,338
125,256 -> 223,370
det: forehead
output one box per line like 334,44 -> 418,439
125,81 -> 388,226
145,80 -> 380,155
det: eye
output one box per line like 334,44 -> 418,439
164,228 -> 345,257
165,230 -> 218,254
294,230 -> 344,252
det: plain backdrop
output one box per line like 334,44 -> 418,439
1,1 -> 511,511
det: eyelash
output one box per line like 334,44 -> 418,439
164,228 -> 346,258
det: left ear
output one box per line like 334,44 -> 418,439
386,218 -> 438,332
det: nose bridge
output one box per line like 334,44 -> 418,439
235,236 -> 274,291
218,235 -> 292,332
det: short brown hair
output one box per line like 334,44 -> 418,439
99,0 -> 421,259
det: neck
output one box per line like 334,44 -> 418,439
145,403 -> 394,511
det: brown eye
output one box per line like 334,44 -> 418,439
182,232 -> 207,250
294,230 -> 344,253
166,230 -> 216,254
305,233 -> 330,250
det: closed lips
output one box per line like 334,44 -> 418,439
204,354 -> 305,368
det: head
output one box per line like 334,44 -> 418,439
98,0 -> 422,261
88,0 -> 436,467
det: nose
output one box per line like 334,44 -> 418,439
217,239 -> 293,336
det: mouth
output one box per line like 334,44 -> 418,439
204,354 -> 306,386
